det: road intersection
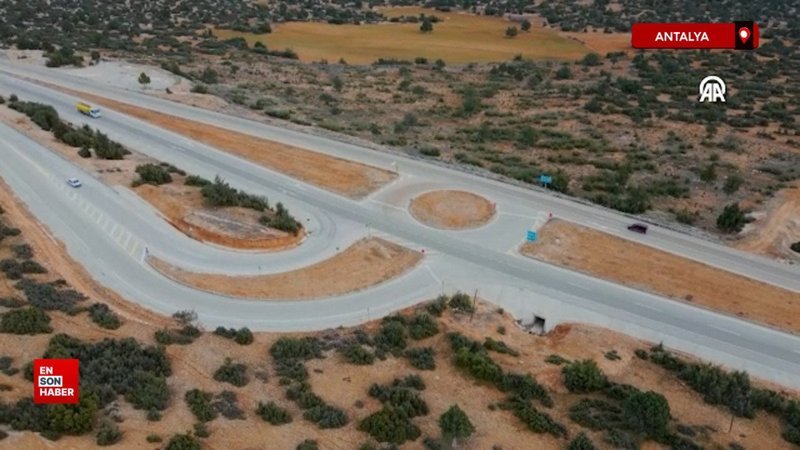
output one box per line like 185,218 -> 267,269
0,64 -> 798,387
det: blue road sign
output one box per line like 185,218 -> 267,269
526,230 -> 537,242
539,175 -> 552,185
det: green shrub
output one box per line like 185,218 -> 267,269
255,401 -> 292,425
359,407 -> 421,444
213,326 -> 253,345
201,176 -> 269,211
716,203 -> 746,233
95,420 -> 122,446
146,434 -> 162,443
133,164 -> 173,186
562,359 -> 607,393
425,295 -> 448,316
483,337 -> 519,357
408,313 -> 439,340
439,404 -> 474,441
270,337 -> 323,362
303,404 -> 348,428
87,303 -> 122,330
509,397 -> 567,437
185,389 -> 217,422
454,347 -> 501,383
545,354 -> 568,365
374,320 -> 407,355
0,307 -> 52,334
15,279 -> 87,311
406,347 -> 435,370
185,175 -> 212,187
341,343 -> 375,365
296,439 -> 319,450
165,432 -> 201,450
448,292 -> 474,313
213,359 -> 249,387
621,390 -> 670,437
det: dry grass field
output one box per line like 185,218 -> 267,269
215,7 -> 594,64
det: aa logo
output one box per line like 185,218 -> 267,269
699,76 -> 726,103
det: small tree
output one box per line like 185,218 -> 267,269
505,26 -> 519,38
562,359 -> 607,393
420,18 -> 433,33
622,390 -> 670,437
138,72 -> 151,89
521,19 -> 531,32
716,203 -> 746,233
439,404 -> 475,445
567,432 -> 597,450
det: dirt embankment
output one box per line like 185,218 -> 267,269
134,182 -> 304,251
148,237 -> 422,300
0,103 -> 303,251
521,220 -> 800,334
735,184 -> 800,261
409,190 -> 495,230
54,86 -> 397,199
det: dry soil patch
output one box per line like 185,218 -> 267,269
409,189 -> 494,230
135,182 -> 304,251
735,184 -> 800,261
148,237 -> 422,300
521,220 -> 800,334
54,86 -> 397,199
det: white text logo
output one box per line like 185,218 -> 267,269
699,76 -> 726,103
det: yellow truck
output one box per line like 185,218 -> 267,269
76,102 -> 101,118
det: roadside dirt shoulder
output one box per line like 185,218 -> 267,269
521,220 -> 800,334
148,237 -> 422,300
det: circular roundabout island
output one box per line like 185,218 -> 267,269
409,190 -> 495,230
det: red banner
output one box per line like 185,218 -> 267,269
34,359 -> 80,404
632,22 -> 758,50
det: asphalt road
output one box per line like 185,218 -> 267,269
0,63 -> 799,387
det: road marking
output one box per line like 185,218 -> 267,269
122,233 -> 132,249
707,323 -> 741,337
637,303 -> 662,312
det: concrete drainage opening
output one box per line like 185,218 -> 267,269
531,315 -> 546,334
519,315 -> 546,335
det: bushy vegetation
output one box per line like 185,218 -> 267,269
562,359 -> 608,393
716,203 -> 747,233
14,278 -> 87,312
132,164 -> 174,186
439,404 -> 475,442
213,326 -> 254,345
165,432 -> 201,450
0,334 -> 171,439
341,343 -> 376,365
406,347 -> 436,370
360,376 -> 429,445
447,292 -> 475,313
87,303 -> 122,330
185,389 -> 217,422
201,176 -> 269,211
407,313 -> 439,340
0,307 -> 52,334
213,358 -> 249,387
260,202 -> 302,235
95,420 -> 122,446
8,98 -> 130,160
256,401 -> 292,425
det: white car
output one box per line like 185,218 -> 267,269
66,177 -> 82,188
